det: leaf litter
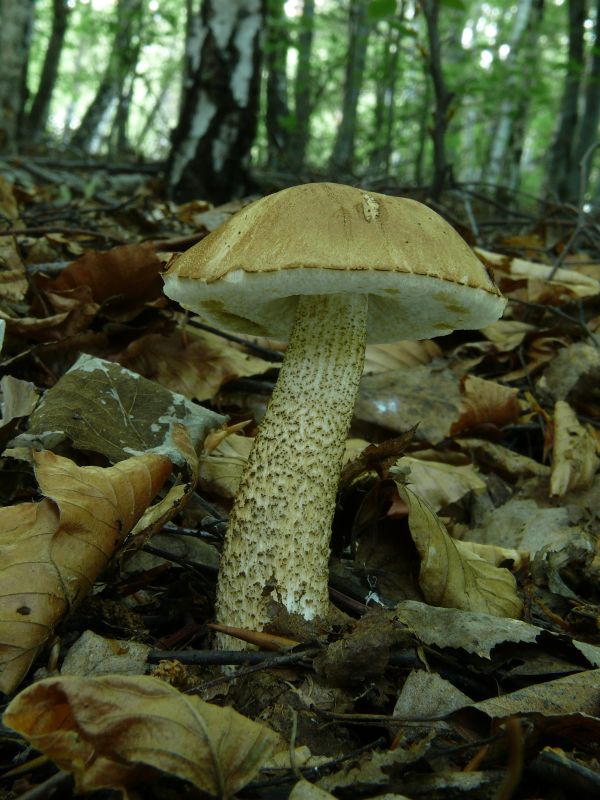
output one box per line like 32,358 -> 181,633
1,168 -> 600,798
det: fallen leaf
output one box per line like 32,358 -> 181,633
481,319 -> 537,352
363,340 -> 441,373
395,483 -> 522,618
3,674 -> 278,797
463,670 -> 600,745
37,243 -> 164,321
394,600 -> 600,665
539,341 -> 600,403
61,630 -> 151,677
0,450 -> 172,693
550,401 -> 599,496
394,669 -> 472,717
200,432 -> 253,497
24,353 -> 223,467
456,438 -> 550,480
118,327 -> 274,401
290,779 -> 337,800
357,364 -> 461,443
392,455 -> 486,511
450,375 -> 521,435
475,248 -> 600,299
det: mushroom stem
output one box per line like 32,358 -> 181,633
215,292 -> 368,647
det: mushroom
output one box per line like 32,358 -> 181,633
163,182 -> 506,647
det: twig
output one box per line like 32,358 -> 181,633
187,318 -> 285,362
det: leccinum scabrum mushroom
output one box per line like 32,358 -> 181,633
163,182 -> 506,647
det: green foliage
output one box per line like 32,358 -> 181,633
367,0 -> 397,21
24,0 -> 579,199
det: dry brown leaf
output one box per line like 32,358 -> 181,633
393,455 -> 486,511
469,669 -> 600,744
290,780 -> 337,800
395,482 -> 522,618
363,340 -> 441,373
450,375 -> 521,435
394,600 -> 600,663
456,438 -> 549,480
0,376 -> 40,449
394,669 -> 472,717
3,674 -> 279,797
457,540 -> 524,570
200,432 -> 253,497
357,364 -> 461,443
37,243 -> 164,321
540,341 -> 600,403
0,240 -> 27,303
502,334 -> 570,382
0,450 -> 172,694
118,327 -> 274,401
550,400 -> 599,497
481,319 -> 536,352
25,354 -> 221,467
475,247 -> 600,299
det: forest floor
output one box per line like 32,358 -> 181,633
1,158 -> 600,800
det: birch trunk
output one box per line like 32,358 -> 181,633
167,0 -> 264,202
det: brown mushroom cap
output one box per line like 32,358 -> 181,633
163,182 -> 505,342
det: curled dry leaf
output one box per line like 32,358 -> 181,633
200,432 -> 254,497
450,375 -> 521,435
0,450 -> 172,694
550,400 -> 599,497
3,674 -> 279,798
475,247 -> 600,299
395,483 -> 522,619
481,319 -> 537,352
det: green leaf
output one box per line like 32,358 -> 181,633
439,0 -> 467,9
368,0 -> 397,21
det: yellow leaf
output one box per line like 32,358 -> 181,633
0,451 -> 172,694
395,483 -> 522,619
550,400 -> 599,497
3,674 -> 279,797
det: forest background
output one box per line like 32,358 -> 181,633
1,0 -> 599,209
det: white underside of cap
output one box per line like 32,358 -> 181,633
164,267 -> 506,343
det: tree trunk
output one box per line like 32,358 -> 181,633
134,66 -> 177,151
0,0 -> 35,152
414,61 -> 431,187
167,0 -> 264,203
421,0 -> 454,198
369,21 -> 402,175
70,0 -> 144,152
329,0 -> 370,176
546,0 -> 586,202
24,0 -> 71,142
265,0 -> 290,168
500,0 -> 544,197
567,0 -> 600,202
287,0 -> 315,174
483,0 -> 539,188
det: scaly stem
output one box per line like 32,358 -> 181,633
215,293 -> 368,648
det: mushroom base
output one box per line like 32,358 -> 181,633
215,293 -> 368,649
